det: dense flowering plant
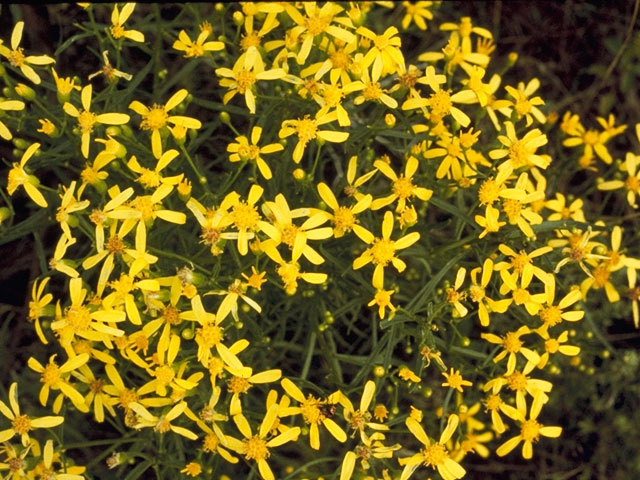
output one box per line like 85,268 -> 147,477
1,2 -> 639,479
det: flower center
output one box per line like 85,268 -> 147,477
162,306 -> 181,326
506,371 -> 527,392
78,111 -> 97,133
333,206 -> 355,233
469,285 -> 485,302
330,49 -> 350,69
12,414 -> 31,435
514,96 -> 532,116
370,238 -> 395,266
348,409 -> 371,430
90,378 -> 105,394
236,68 -> 257,94
503,332 -> 523,352
42,362 -> 61,386
393,176 -> 415,199
66,305 -> 92,331
241,32 -> 261,51
503,199 -> 522,221
154,365 -> 175,386
203,433 -> 220,452
363,81 -> 383,101
110,24 -> 126,39
484,394 -> 502,411
155,418 -> 172,433
197,323 -> 223,348
626,175 -> 640,192
583,130 -> 599,145
106,235 -> 126,254
281,224 -> 299,248
421,443 -> 448,467
545,338 -> 560,354
305,14 -> 329,36
8,48 -> 25,66
232,201 -> 260,230
142,105 -> 168,131
520,419 -> 541,442
228,376 -> 251,395
428,90 -> 452,120
508,141 -> 529,168
8,457 -> 24,473
512,288 -> 530,305
373,35 -> 389,51
300,395 -> 323,424
243,435 -> 270,461
295,117 -> 318,145
540,305 -> 562,327
118,388 -> 138,409
478,178 -> 500,205
592,265 -> 610,288
138,168 -> 161,188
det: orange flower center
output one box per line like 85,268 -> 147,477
12,414 -> 31,435
243,435 -> 269,461
142,105 -> 168,131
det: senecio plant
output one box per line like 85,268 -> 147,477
0,2 -> 639,479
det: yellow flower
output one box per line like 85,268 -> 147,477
110,3 -> 145,42
226,406 -> 301,480
27,353 -> 90,412
468,258 -> 511,327
37,118 -> 57,136
28,277 -> 53,345
0,382 -> 64,446
316,182 -> 373,240
88,50 -> 132,82
129,89 -> 201,159
331,380 -> 389,445
216,47 -> 286,114
261,240 -> 328,295
351,65 -> 399,109
284,2 -> 356,66
227,126 -> 284,180
496,393 -> 562,459
127,149 -> 184,190
399,367 -> 421,383
399,414 -> 466,480
56,181 -> 90,241
227,366 -> 282,416
499,269 -> 547,315
357,25 -> 405,79
368,288 -> 396,319
51,67 -> 80,103
173,29 -> 224,58
445,267 -> 468,317
545,192 -> 586,222
129,401 -> 198,439
401,1 -> 435,31
280,378 -> 347,450
484,364 -> 553,414
7,142 -> 48,207
63,85 -> 130,158
0,98 -> 25,140
371,156 -> 433,211
74,364 -> 117,423
353,211 -> 420,289
536,328 -> 580,369
489,121 -> 549,171
441,368 -> 473,393
505,78 -> 546,126
0,21 -> 55,84
279,110 -> 349,163
482,326 -> 540,375
207,278 -> 262,323
180,462 -> 202,477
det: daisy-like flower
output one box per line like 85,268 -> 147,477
226,405 -> 301,480
401,1 -> 435,31
357,26 -> 405,79
468,258 -> 511,327
499,269 -> 547,315
500,172 -> 544,238
0,98 -> 25,140
27,353 -> 90,412
316,182 -> 373,240
262,193 -> 333,265
368,288 -> 397,319
484,363 -> 553,414
598,152 -> 640,208
0,383 -> 63,446
110,3 -> 144,42
227,126 -> 284,180
7,142 -> 48,208
402,66 -> 471,127
129,89 -> 201,159
206,278 -> 262,323
538,278 -> 584,330
279,110 -> 349,164
441,368 -> 473,393
227,366 -> 282,416
261,241 -> 328,295
496,393 -> 562,459
545,192 -> 586,222
216,47 -> 286,114
173,29 -> 224,58
280,378 -> 347,450
88,50 -> 132,82
483,392 -> 520,434
332,380 -> 389,444
129,401 -> 197,439
353,210 -> 420,289
535,328 -> 580,369
445,267 -> 468,317
399,414 -> 466,480
0,21 -> 55,84
482,326 -> 540,375
371,156 -> 433,212
505,78 -> 546,126
28,277 -> 53,344
284,2 -> 356,66
127,149 -> 183,190
56,181 -> 90,241
489,121 -> 549,171
627,267 -> 640,328
64,85 -> 130,158
36,439 -> 86,480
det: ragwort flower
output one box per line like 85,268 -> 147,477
0,21 -> 55,84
